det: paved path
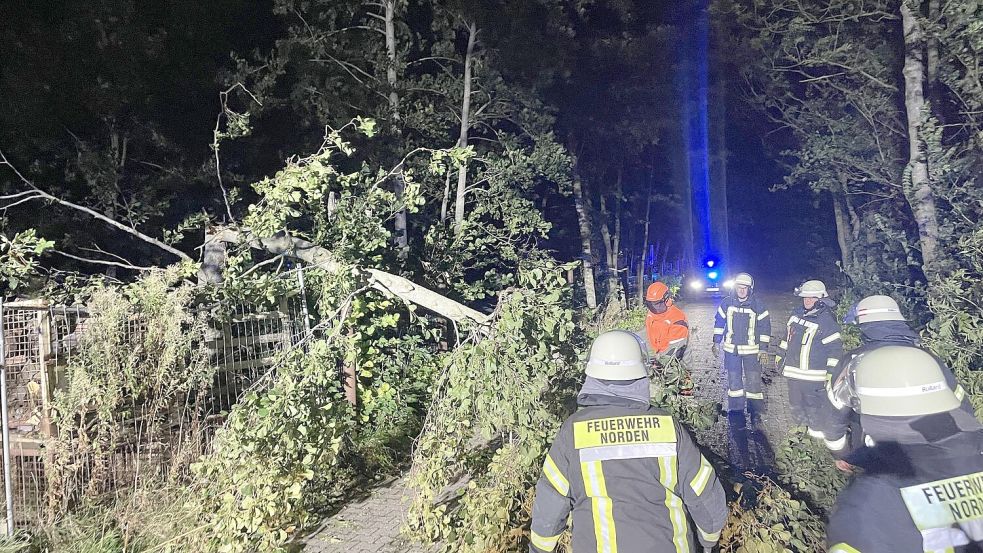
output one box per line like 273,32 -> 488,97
300,476 -> 437,553
301,292 -> 799,551
674,293 -> 797,475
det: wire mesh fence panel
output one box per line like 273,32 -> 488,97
0,271 -> 319,533
2,304 -> 47,437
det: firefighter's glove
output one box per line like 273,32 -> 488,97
757,352 -> 769,365
711,343 -> 720,357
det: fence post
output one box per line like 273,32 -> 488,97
0,300 -> 14,535
296,266 -> 312,338
37,306 -> 54,438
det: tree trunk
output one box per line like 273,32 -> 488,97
611,168 -> 624,307
638,171 -> 653,303
440,169 -> 452,224
227,230 -> 490,326
199,227 -> 228,285
572,168 -> 598,309
927,0 -> 940,96
599,167 -> 623,303
831,190 -> 852,270
600,195 -> 613,267
846,194 -> 861,243
453,22 -> 477,236
384,0 -> 408,257
900,1 -> 940,273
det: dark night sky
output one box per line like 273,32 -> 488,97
0,0 -> 839,286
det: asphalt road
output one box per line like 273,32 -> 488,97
668,293 -> 799,474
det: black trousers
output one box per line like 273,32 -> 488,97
724,352 -> 763,412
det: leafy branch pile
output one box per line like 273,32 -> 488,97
649,358 -> 718,432
718,476 -> 826,553
773,430 -> 848,514
406,263 -> 581,552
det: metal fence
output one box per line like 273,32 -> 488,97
0,280 -> 313,534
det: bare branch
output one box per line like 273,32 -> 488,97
237,253 -> 287,279
52,249 -> 155,272
77,245 -> 140,266
213,83 -> 262,224
0,149 -> 192,261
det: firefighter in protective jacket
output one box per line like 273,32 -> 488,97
644,281 -> 689,358
825,346 -> 983,552
713,273 -> 771,416
529,331 -> 727,553
777,280 -> 843,439
824,295 -> 972,464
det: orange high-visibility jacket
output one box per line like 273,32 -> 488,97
645,305 -> 689,354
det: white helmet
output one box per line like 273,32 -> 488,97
585,331 -> 648,381
795,280 -> 828,298
844,295 -> 905,324
831,346 -> 960,417
734,273 -> 754,288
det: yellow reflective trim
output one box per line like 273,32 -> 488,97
690,455 -> 714,496
659,456 -> 689,553
955,385 -> 966,401
757,310 -> 770,320
724,307 -> 734,345
543,454 -> 569,496
573,416 -> 677,449
727,388 -> 745,397
829,543 -> 861,553
747,309 -> 757,346
759,335 -> 771,342
582,460 -> 617,553
782,366 -> 828,381
827,358 -> 839,367
822,332 -> 842,344
746,391 -> 764,400
531,531 -> 560,552
825,435 -> 847,451
697,526 -> 720,542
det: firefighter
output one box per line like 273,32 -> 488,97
824,295 -> 972,465
529,330 -> 727,553
644,281 -> 689,358
776,280 -> 842,439
825,346 -> 983,552
713,272 -> 771,420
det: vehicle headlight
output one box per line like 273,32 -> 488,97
723,280 -> 735,289
689,280 -> 704,290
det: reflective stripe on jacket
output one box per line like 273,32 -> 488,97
713,296 -> 771,355
824,342 -> 974,456
529,395 -> 727,553
779,302 -> 843,382
827,430 -> 983,552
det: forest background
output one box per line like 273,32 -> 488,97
0,0 -> 981,551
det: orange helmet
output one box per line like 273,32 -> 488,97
646,282 -> 670,302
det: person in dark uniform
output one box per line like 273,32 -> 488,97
530,330 -> 727,553
713,273 -> 771,423
826,346 -> 983,552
